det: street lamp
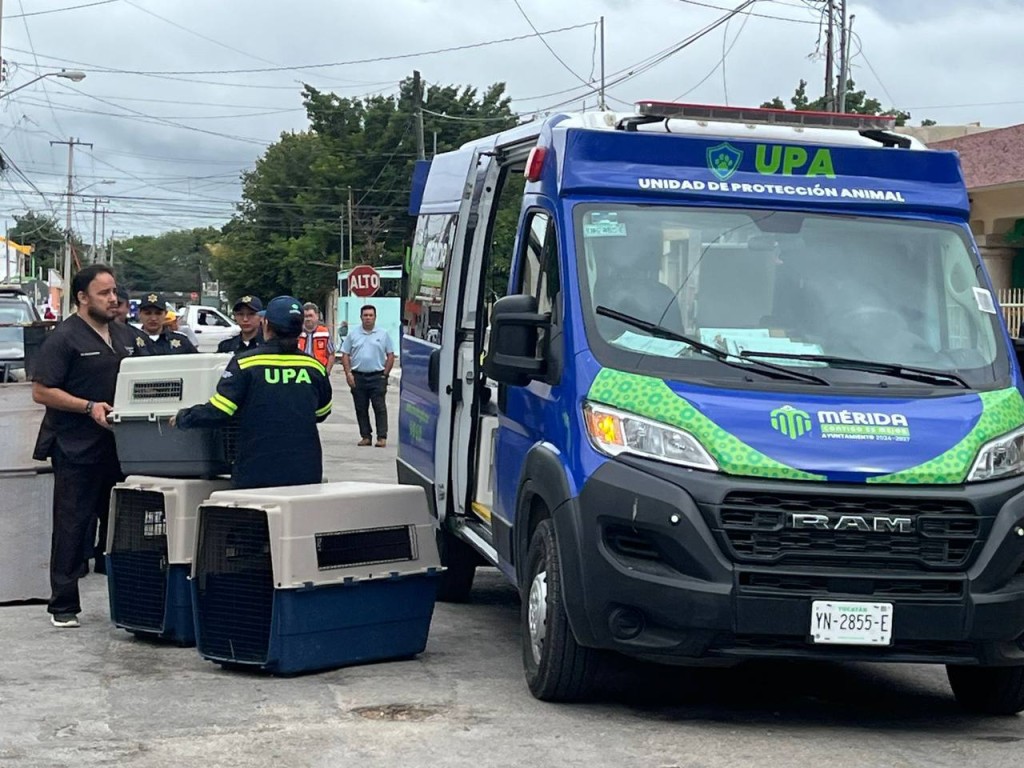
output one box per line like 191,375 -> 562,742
1,70 -> 86,99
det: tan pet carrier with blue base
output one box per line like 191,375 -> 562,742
192,482 -> 443,674
107,476 -> 231,645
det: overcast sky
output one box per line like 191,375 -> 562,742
0,0 -> 1018,240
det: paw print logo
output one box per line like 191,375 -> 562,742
706,142 -> 744,181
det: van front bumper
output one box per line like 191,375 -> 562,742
553,457 -> 1024,665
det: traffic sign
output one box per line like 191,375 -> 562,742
348,264 -> 381,297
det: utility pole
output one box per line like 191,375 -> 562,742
108,229 -> 128,271
339,212 -> 345,269
101,206 -> 107,262
51,137 -> 92,317
90,196 -> 109,264
347,186 -> 354,266
412,69 -> 425,161
599,16 -> 606,110
823,0 -> 835,111
837,2 -> 853,113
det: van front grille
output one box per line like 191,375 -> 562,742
715,492 -> 980,570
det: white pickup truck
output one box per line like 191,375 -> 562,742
177,304 -> 238,353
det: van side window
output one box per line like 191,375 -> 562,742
518,211 -> 560,318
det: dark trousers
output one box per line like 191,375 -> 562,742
49,448 -> 122,615
351,371 -> 388,439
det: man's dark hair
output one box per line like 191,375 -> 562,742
71,264 -> 115,306
360,304 -> 376,315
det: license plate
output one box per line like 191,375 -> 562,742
810,600 -> 893,646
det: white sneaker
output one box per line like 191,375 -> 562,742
50,613 -> 80,628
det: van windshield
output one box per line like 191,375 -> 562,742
576,205 -> 1008,390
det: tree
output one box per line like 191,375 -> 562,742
114,227 -> 221,294
8,211 -> 68,275
213,75 -> 519,307
761,79 -> 916,126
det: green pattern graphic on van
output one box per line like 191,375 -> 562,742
588,368 -> 825,481
867,388 -> 1024,485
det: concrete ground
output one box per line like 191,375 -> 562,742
2,375 -> 1024,767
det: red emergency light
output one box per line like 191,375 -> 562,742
635,101 -> 897,131
524,146 -> 547,182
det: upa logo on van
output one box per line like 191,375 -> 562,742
707,142 -> 743,181
770,405 -> 813,439
707,143 -> 838,181
755,145 -> 836,178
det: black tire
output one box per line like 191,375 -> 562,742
947,664 -> 1024,715
521,518 -> 606,701
435,526 -> 478,603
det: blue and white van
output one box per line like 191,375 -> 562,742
399,102 -> 1024,713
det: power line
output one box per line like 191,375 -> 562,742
22,21 -> 598,76
674,0 -> 818,23
3,0 -> 119,18
512,1 -> 596,92
14,0 -> 67,137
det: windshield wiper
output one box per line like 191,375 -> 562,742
595,306 -> 829,386
738,351 -> 970,389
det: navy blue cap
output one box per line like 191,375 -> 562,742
139,292 -> 165,311
232,294 -> 263,312
260,295 -> 303,335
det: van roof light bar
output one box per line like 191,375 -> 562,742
635,101 -> 897,131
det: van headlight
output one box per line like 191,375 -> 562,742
968,426 -> 1024,482
583,402 -> 718,471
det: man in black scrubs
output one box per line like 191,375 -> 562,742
32,265 -> 139,627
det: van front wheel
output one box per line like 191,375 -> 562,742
947,664 -> 1024,715
522,519 -> 605,701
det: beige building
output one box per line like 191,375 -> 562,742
927,124 -> 1024,293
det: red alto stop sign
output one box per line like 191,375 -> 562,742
348,264 -> 381,297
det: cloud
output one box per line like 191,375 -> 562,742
0,0 -> 1019,237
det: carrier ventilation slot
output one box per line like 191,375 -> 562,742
132,379 -> 183,402
315,525 -> 416,570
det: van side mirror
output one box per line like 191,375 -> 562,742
484,294 -> 549,387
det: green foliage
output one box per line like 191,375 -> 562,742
113,227 -> 220,294
8,211 -> 67,273
761,79 -> 918,126
216,74 -> 519,306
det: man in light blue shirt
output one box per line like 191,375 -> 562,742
340,304 -> 395,447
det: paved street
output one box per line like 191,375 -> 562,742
1,376 -> 1024,767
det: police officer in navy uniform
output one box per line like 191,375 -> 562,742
114,285 -> 152,355
138,292 -> 198,355
171,295 -> 332,489
218,295 -> 264,354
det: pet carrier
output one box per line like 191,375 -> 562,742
111,353 -> 235,478
106,475 -> 231,644
192,482 -> 442,674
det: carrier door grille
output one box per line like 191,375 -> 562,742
109,489 -> 168,632
194,507 -> 273,664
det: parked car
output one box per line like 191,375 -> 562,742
0,285 -> 43,382
177,305 -> 237,352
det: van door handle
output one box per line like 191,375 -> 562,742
464,371 -> 474,384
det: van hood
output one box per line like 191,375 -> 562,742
588,369 -> 1024,484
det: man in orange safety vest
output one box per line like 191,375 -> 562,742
297,302 -> 336,375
